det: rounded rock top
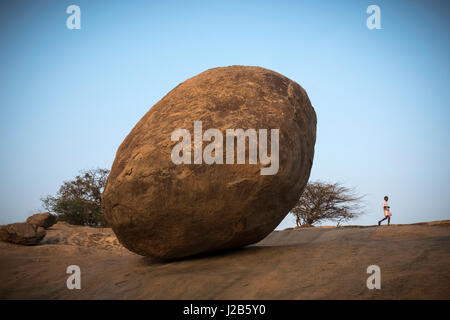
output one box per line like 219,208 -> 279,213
102,65 -> 317,260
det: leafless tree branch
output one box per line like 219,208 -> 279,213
291,181 -> 365,227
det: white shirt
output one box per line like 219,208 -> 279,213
382,200 -> 389,210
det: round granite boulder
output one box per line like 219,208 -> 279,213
102,66 -> 316,260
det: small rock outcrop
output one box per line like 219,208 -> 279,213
0,222 -> 46,245
26,212 -> 57,229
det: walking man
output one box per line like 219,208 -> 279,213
378,196 -> 392,226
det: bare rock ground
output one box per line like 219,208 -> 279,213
0,221 -> 449,299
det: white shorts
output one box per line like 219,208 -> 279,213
384,210 -> 392,217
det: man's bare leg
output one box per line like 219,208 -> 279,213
378,216 -> 388,225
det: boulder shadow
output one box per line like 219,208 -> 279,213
139,245 -> 291,266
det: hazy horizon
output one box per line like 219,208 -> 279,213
1,0 -> 449,230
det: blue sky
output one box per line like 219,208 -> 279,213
0,0 -> 449,229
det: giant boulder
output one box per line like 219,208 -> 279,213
102,65 -> 316,260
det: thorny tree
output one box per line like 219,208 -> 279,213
291,181 -> 365,227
